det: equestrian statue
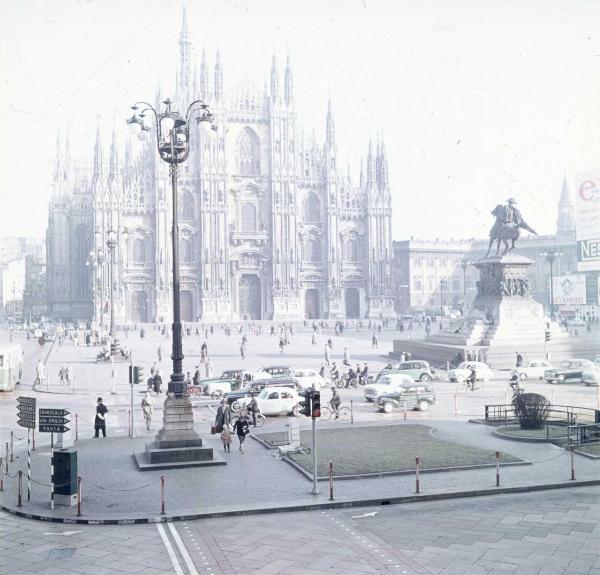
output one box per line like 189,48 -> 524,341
485,198 -> 537,257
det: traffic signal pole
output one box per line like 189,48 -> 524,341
311,383 -> 319,495
130,352 -> 135,439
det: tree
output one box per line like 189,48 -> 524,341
512,393 -> 550,430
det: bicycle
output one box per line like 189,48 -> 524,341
319,405 -> 352,422
231,409 -> 265,428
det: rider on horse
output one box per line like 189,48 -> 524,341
486,198 -> 537,257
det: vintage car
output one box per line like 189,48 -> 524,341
376,384 -> 436,413
224,378 -> 301,411
256,365 -> 295,379
512,359 -> 554,381
545,359 -> 596,384
394,361 -> 436,382
237,386 -> 300,417
448,362 -> 494,383
364,373 -> 416,402
293,368 -> 329,389
582,365 -> 600,386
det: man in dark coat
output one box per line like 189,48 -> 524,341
94,397 -> 108,438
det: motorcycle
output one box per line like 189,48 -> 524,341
95,351 -> 110,363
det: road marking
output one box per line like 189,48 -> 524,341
168,521 -> 199,575
156,524 -> 184,575
43,530 -> 84,536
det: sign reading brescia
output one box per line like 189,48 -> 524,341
574,170 -> 600,272
552,274 -> 587,306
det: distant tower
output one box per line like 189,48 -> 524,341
557,176 -> 575,234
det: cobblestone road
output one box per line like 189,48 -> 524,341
1,486 -> 598,575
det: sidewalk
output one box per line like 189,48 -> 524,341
1,418 -> 598,524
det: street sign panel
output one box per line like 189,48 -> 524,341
39,417 -> 69,425
17,412 -> 36,422
17,404 -> 36,414
39,408 -> 69,417
17,419 -> 36,429
17,397 -> 36,405
39,424 -> 69,433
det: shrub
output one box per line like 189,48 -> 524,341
512,392 -> 550,430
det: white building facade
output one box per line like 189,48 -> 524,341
46,10 -> 395,323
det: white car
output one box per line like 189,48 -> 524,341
293,368 -> 328,389
512,360 -> 554,381
238,386 -> 300,416
364,373 -> 415,402
448,362 -> 493,383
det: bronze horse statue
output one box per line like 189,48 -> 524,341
485,202 -> 537,257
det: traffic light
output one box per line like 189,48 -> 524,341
298,389 -> 312,417
311,390 -> 321,418
133,366 -> 144,385
129,365 -> 133,384
545,329 -> 551,342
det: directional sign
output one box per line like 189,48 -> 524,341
39,417 -> 69,425
17,419 -> 36,429
18,404 -> 36,414
17,397 -> 36,405
39,424 -> 69,434
39,408 -> 69,417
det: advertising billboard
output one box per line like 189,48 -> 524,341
553,274 -> 587,306
574,170 -> 600,272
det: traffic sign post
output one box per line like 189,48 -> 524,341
17,398 -> 36,503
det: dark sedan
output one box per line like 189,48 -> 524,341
544,359 -> 596,384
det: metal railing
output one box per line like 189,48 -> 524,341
485,404 -> 599,426
568,424 -> 600,446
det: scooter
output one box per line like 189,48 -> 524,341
95,351 -> 110,363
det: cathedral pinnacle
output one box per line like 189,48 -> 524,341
284,51 -> 293,106
200,48 -> 209,101
270,53 -> 279,102
325,97 -> 335,147
214,48 -> 223,101
93,120 -> 103,179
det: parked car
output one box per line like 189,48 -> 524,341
197,377 -> 233,399
448,362 -> 493,383
545,359 -> 597,384
376,384 -> 436,413
256,365 -> 294,379
512,360 -> 554,381
293,368 -> 328,389
237,386 -> 300,416
364,373 -> 416,402
582,365 -> 600,386
593,355 -> 600,365
224,378 -> 301,409
394,361 -> 436,382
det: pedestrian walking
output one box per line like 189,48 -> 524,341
324,345 -> 330,366
515,352 -> 523,368
193,366 -> 201,386
372,333 -> 378,349
140,327 -> 146,340
233,415 -> 250,453
205,359 -> 214,378
327,337 -> 333,349
94,397 -> 108,438
214,399 -> 231,432
240,342 -> 246,360
343,347 -> 350,366
36,359 -> 45,386
153,369 -> 163,394
141,392 -> 154,431
66,364 -> 73,386
157,345 -> 162,362
311,332 -> 316,345
279,338 -> 285,355
58,366 -> 65,385
221,425 -> 232,452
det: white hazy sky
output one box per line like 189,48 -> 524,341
1,0 -> 599,241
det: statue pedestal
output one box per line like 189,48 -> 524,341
391,255 -> 595,369
133,396 -> 225,471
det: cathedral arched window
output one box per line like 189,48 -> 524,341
180,236 -> 193,263
237,128 -> 260,176
303,193 -> 321,224
133,238 -> 146,263
240,202 -> 257,232
179,190 -> 194,221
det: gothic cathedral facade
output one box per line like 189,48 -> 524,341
46,10 -> 395,324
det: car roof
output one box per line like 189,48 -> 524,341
261,366 -> 292,370
259,386 -> 298,393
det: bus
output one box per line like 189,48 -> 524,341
0,344 -> 24,391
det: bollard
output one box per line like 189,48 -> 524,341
329,461 -> 334,501
4,443 -> 8,472
403,400 -> 407,421
495,451 -> 500,486
75,414 -> 79,442
454,394 -> 458,417
10,431 -> 14,462
160,475 -> 165,514
415,456 -> 420,494
77,476 -> 82,517
350,400 -> 354,424
17,470 -> 22,507
570,446 -> 575,481
0,457 -> 3,491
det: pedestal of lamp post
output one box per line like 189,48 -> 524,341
133,385 -> 226,471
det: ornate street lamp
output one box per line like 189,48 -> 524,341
540,250 -> 562,321
127,97 -> 215,446
460,259 -> 470,302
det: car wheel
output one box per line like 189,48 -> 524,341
231,401 -> 241,413
291,405 -> 299,416
417,400 -> 430,411
519,373 -> 527,381
210,390 -> 223,400
420,374 -> 431,383
365,397 -> 373,402
456,375 -> 464,383
482,375 -> 490,383
382,402 -> 394,414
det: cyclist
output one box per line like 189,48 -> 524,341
466,365 -> 477,392
509,372 -> 520,392
246,393 -> 259,427
330,362 -> 340,386
330,387 -> 341,419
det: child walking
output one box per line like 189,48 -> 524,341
220,425 -> 232,452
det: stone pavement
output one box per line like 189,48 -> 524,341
0,486 -> 598,574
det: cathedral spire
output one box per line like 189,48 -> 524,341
284,51 -> 293,106
325,97 -> 335,148
108,118 -> 119,182
53,129 -> 62,197
63,125 -> 71,186
366,137 -> 375,186
200,48 -> 209,101
379,138 -> 389,189
270,53 -> 279,102
93,120 -> 103,179
557,175 -> 575,234
214,48 -> 223,102
178,3 -> 192,104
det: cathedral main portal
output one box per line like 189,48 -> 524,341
239,274 -> 261,320
304,289 -> 320,319
345,288 -> 360,319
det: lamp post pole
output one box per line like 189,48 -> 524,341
440,279 -> 445,318
460,259 -> 470,303
127,96 -> 215,442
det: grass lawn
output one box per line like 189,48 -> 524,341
496,425 -> 568,440
257,425 -> 522,477
575,443 -> 600,457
